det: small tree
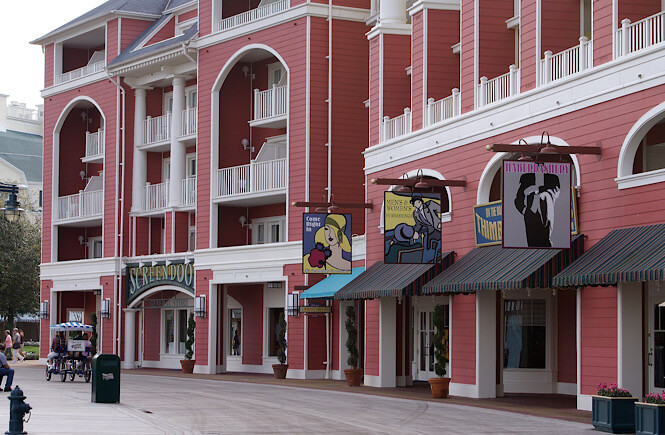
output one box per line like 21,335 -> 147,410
90,312 -> 98,355
277,311 -> 287,365
345,305 -> 358,369
432,304 -> 449,378
184,313 -> 195,360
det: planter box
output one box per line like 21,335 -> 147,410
636,402 -> 665,435
592,395 -> 638,433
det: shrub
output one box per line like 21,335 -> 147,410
185,313 -> 195,360
433,305 -> 449,378
345,306 -> 358,369
277,311 -> 287,365
597,382 -> 632,397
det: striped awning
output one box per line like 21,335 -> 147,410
553,223 -> 665,287
49,322 -> 93,331
422,235 -> 584,294
333,251 -> 454,300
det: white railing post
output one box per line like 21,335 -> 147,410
509,64 -> 518,95
579,36 -> 589,70
404,108 -> 411,133
621,18 -> 631,56
478,77 -> 487,107
452,88 -> 461,116
426,98 -> 434,126
253,89 -> 260,119
250,160 -> 255,193
271,84 -> 278,117
382,116 -> 390,142
78,190 -> 83,219
543,51 -> 553,83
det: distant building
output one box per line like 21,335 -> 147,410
0,94 -> 43,218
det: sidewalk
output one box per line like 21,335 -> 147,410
123,367 -> 592,424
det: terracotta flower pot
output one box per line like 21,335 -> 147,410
344,368 -> 363,387
180,359 -> 195,374
272,364 -> 289,379
429,377 -> 451,399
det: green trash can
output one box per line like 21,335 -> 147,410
91,354 -> 121,403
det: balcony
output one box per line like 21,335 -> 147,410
380,108 -> 412,142
143,113 -> 171,147
182,177 -> 196,207
82,128 -> 104,163
55,56 -> 105,85
142,181 -> 169,213
251,85 -> 287,128
214,158 -> 287,206
215,0 -> 290,33
424,90 -> 461,127
477,65 -> 520,108
616,12 -> 665,57
56,190 -> 103,224
540,37 -> 593,84
180,107 -> 197,137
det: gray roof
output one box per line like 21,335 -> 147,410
164,0 -> 197,13
32,0 -> 170,44
0,130 -> 43,183
108,19 -> 198,68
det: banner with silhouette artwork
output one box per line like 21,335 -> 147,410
303,213 -> 352,274
502,160 -> 571,249
384,191 -> 443,264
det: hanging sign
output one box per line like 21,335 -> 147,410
303,213 -> 352,274
502,161 -> 572,249
299,305 -> 333,314
126,261 -> 195,304
384,191 -> 442,264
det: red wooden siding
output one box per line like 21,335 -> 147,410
478,0 -> 514,81
451,294 -> 476,385
541,0 -> 581,57
427,9 -> 461,101
120,18 -> 153,51
45,44 -> 54,88
284,264 -> 305,370
411,12 -> 425,130
369,37 -> 381,145
146,16 -> 176,46
177,9 -> 198,23
593,0 -> 614,65
382,34 -> 411,119
106,19 -> 119,63
558,290 -> 577,383
195,269 -> 213,366
100,276 -> 115,354
580,287 -> 617,395
365,297 -> 380,376
460,0 -> 475,113
618,0 -> 661,24
520,0 -> 538,91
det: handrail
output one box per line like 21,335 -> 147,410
216,158 -> 287,198
477,65 -> 519,107
181,177 -> 196,206
254,85 -> 288,121
425,90 -> 461,127
616,12 -> 665,57
55,60 -> 105,85
380,108 -> 411,142
540,38 -> 593,84
144,113 -> 171,145
57,190 -> 103,220
144,181 -> 169,212
85,128 -> 105,159
181,107 -> 197,137
216,0 -> 290,32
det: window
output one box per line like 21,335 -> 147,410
163,158 -> 171,182
581,0 -> 592,40
230,308 -> 242,356
267,308 -> 283,357
504,299 -> 546,369
163,308 -> 190,355
164,86 -> 197,113
632,121 -> 665,174
188,226 -> 196,252
186,154 -> 196,178
267,62 -> 286,87
251,216 -> 286,244
88,237 -> 102,259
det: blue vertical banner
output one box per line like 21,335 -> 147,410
303,213 -> 352,274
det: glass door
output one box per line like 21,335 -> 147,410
649,295 -> 665,393
417,310 -> 436,381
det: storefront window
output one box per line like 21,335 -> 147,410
504,299 -> 546,369
164,308 -> 190,355
267,308 -> 283,357
230,309 -> 242,356
164,310 -> 175,354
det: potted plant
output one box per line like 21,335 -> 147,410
90,312 -> 98,355
272,311 -> 288,379
179,313 -> 196,374
592,382 -> 637,433
343,305 -> 363,387
635,391 -> 665,435
428,304 -> 450,398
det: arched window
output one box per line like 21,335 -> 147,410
617,103 -> 665,189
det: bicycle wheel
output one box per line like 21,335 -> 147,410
69,371 -> 75,381
45,365 -> 52,381
84,369 -> 91,383
60,369 -> 67,382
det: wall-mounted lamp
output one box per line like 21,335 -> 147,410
78,235 -> 85,245
39,301 -> 49,319
195,295 -> 207,318
79,170 -> 87,180
287,293 -> 300,317
93,289 -> 101,296
101,298 -> 111,319
239,216 -> 249,227
241,65 -> 255,79
241,138 -> 254,153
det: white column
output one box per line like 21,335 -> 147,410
169,76 -> 186,207
207,283 -> 218,374
379,0 -> 407,24
122,309 -> 137,369
379,297 -> 397,387
617,282 -> 643,399
476,291 -> 496,398
132,88 -> 148,212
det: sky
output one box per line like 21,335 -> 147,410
0,0 -> 108,109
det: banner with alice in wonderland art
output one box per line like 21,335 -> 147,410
303,213 -> 352,274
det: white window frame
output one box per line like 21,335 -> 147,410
267,62 -> 286,87
251,216 -> 286,245
160,306 -> 193,356
87,236 -> 103,259
186,153 -> 196,178
175,18 -> 196,36
162,157 -> 171,182
227,303 -> 243,358
164,85 -> 197,114
188,225 -> 196,252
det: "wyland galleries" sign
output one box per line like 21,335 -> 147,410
126,261 -> 195,304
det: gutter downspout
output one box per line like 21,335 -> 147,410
325,0 -> 333,380
106,71 -> 126,356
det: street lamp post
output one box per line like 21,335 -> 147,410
0,182 -> 24,222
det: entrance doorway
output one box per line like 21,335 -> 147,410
648,286 -> 665,393
412,297 -> 448,382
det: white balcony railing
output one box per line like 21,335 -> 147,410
144,113 -> 171,145
181,107 -> 197,137
216,0 -> 290,32
477,65 -> 520,107
380,108 -> 412,142
616,12 -> 665,57
85,128 -> 104,159
57,190 -> 103,221
55,61 -> 105,85
144,181 -> 169,212
254,85 -> 288,121
182,177 -> 196,207
540,37 -> 593,84
425,90 -> 461,127
216,158 -> 287,198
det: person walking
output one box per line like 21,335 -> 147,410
0,344 -> 14,392
3,331 -> 11,356
11,329 -> 24,362
18,329 -> 25,359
